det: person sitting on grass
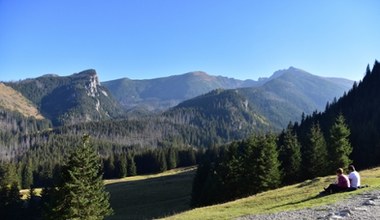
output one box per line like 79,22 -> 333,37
324,168 -> 350,194
348,165 -> 361,189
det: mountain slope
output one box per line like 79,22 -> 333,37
162,167 -> 380,220
167,67 -> 353,133
5,69 -> 124,125
102,71 -> 259,111
0,83 -> 44,119
295,61 -> 380,168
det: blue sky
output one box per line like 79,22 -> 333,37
0,0 -> 379,82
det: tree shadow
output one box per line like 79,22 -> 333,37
105,169 -> 195,220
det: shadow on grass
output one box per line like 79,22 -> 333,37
268,193 -> 325,211
105,169 -> 196,220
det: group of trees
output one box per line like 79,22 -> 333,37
191,114 -> 352,207
0,136 -> 112,220
103,146 -> 198,179
0,144 -> 198,190
294,61 -> 380,169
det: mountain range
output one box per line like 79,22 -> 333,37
1,67 -> 352,130
102,71 -> 260,112
102,68 -> 352,114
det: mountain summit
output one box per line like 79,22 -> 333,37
5,69 -> 124,125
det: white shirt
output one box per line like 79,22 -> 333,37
348,171 -> 361,188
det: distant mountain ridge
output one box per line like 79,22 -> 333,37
102,68 -> 352,113
102,71 -> 260,111
1,67 -> 353,131
167,67 -> 354,131
5,69 -> 124,126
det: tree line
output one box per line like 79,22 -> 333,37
191,114 -> 352,207
0,135 -> 112,220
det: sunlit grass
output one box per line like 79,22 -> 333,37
163,167 -> 380,220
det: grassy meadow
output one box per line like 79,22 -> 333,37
162,167 -> 380,220
105,166 -> 196,220
18,166 -> 380,219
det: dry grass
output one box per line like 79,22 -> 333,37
0,83 -> 44,119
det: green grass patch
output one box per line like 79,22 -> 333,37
162,167 -> 380,220
105,166 -> 196,220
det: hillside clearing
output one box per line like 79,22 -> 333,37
105,166 -> 196,220
162,167 -> 380,220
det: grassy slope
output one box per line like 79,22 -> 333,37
18,166 -> 379,219
0,83 -> 44,119
163,167 -> 380,220
105,167 -> 196,220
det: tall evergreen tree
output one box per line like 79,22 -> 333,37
54,135 -> 113,219
21,159 -> 34,189
279,125 -> 302,184
166,147 -> 177,170
103,154 -> 115,179
303,122 -> 328,179
0,163 -> 18,187
127,154 -> 137,176
252,134 -> 282,192
114,153 -> 127,178
328,114 -> 353,170
0,182 -> 23,220
157,149 -> 168,172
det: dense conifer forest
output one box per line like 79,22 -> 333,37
191,61 -> 380,206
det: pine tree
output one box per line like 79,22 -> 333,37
0,182 -> 23,219
21,159 -> 34,189
103,154 -> 115,179
115,153 -> 127,178
127,154 -> 137,176
328,114 -> 352,170
279,125 -> 302,184
157,149 -> 167,172
0,163 -> 18,187
55,135 -> 113,219
303,122 -> 329,179
166,147 -> 177,170
253,134 -> 281,192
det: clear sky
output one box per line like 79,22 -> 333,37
1,0 -> 379,82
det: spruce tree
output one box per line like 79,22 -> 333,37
115,153 -> 127,178
166,147 -> 177,170
329,114 -> 352,170
21,159 -> 34,189
157,149 -> 167,172
56,135 -> 113,219
0,182 -> 23,219
279,125 -> 302,184
127,154 -> 137,176
303,122 -> 328,179
253,134 -> 281,192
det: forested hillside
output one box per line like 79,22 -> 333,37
168,67 -> 353,131
5,70 -> 124,126
294,60 -> 380,169
190,61 -> 380,207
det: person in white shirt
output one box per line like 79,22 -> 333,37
348,165 -> 361,189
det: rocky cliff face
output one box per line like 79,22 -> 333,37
5,69 -> 124,126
